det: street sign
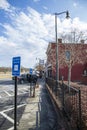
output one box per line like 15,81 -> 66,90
39,59 -> 44,65
12,56 -> 21,76
29,68 -> 33,74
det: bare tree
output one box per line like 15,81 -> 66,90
60,29 -> 87,43
58,43 -> 87,86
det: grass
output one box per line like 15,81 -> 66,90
0,72 -> 12,79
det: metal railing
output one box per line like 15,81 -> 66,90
61,80 -> 82,129
46,78 -> 84,130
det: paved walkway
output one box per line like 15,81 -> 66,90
17,79 -> 67,130
17,79 -> 58,130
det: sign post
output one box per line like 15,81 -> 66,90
14,76 -> 17,130
12,56 -> 21,130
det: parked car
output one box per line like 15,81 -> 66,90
12,73 -> 38,84
12,73 -> 28,84
18,74 -> 28,84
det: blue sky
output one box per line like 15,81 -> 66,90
0,0 -> 87,68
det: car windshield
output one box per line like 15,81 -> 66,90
20,74 -> 26,78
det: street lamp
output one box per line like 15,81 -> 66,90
55,11 -> 70,90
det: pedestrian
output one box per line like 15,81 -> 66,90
31,75 -> 36,97
27,74 -> 32,97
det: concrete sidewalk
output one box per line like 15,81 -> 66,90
17,79 -> 67,130
17,79 -> 58,130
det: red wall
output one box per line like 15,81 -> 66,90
60,64 -> 84,82
71,64 -> 84,81
59,67 -> 68,80
81,76 -> 87,84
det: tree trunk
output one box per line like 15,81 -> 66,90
68,60 -> 71,92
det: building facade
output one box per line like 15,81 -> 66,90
46,39 -> 87,83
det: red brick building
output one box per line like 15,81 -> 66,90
46,39 -> 87,83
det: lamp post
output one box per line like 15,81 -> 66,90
55,11 -> 70,91
65,50 -> 71,92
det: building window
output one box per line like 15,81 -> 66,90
48,69 -> 52,77
83,70 -> 87,76
65,51 -> 71,61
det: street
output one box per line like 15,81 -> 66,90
0,79 -> 30,130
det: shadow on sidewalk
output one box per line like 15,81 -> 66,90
28,79 -> 60,130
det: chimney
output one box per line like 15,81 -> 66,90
80,39 -> 85,44
58,38 -> 62,44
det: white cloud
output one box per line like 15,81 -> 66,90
0,3 -> 87,67
0,7 -> 49,67
73,2 -> 78,7
72,17 -> 87,31
0,0 -> 10,10
0,0 -> 15,12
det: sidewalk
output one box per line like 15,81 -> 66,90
17,79 -> 67,130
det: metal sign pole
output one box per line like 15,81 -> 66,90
14,76 -> 17,130
12,56 -> 21,130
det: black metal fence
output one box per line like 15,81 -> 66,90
46,78 -> 83,130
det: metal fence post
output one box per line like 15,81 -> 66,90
78,88 -> 82,130
62,76 -> 64,112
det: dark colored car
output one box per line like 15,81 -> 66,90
12,73 -> 28,84
17,74 -> 28,84
12,73 -> 38,84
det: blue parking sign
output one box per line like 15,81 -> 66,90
29,68 -> 33,74
12,57 -> 21,76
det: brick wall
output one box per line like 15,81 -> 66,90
46,42 -> 87,82
81,75 -> 87,84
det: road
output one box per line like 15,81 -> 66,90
0,79 -> 30,130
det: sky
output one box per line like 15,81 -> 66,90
0,0 -> 87,68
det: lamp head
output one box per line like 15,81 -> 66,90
66,11 -> 70,19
